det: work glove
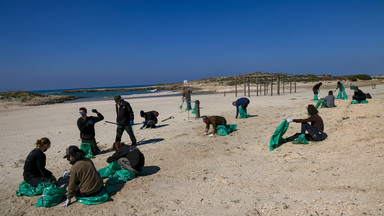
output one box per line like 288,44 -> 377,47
208,134 -> 214,137
286,119 -> 293,123
61,199 -> 70,208
140,127 -> 144,130
130,120 -> 134,125
203,132 -> 208,136
142,121 -> 146,124
88,120 -> 93,124
91,109 -> 98,113
63,170 -> 70,178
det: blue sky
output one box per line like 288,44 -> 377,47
1,0 -> 383,91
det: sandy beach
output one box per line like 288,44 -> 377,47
0,80 -> 383,215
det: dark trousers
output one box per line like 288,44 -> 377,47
146,120 -> 158,128
75,186 -> 103,197
286,123 -> 325,141
82,138 -> 100,155
116,124 -> 137,145
26,177 -> 50,187
241,101 -> 249,109
185,97 -> 191,109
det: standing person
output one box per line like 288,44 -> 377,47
336,81 -> 348,99
202,116 -> 227,136
77,107 -> 104,155
313,82 -> 322,100
23,137 -> 56,187
107,142 -> 145,174
114,95 -> 137,146
320,91 -> 337,108
182,87 -> 192,110
61,146 -> 103,207
352,86 -> 367,103
232,97 -> 250,118
286,105 -> 327,142
140,110 -> 158,129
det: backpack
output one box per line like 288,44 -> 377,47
151,110 -> 159,117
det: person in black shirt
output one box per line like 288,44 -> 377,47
77,107 -> 104,155
140,110 -> 158,129
107,142 -> 145,174
313,82 -> 322,100
23,137 -> 56,186
352,86 -> 367,102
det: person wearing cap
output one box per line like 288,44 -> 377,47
61,146 -> 103,207
140,110 -> 158,129
313,82 -> 322,100
114,95 -> 137,146
285,104 -> 327,142
202,116 -> 227,136
107,142 -> 145,174
77,107 -> 104,155
232,97 -> 250,118
182,87 -> 192,110
23,137 -> 56,186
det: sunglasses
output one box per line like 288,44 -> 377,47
79,111 -> 86,114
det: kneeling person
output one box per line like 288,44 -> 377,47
62,146 -> 103,207
107,142 -> 145,174
202,116 -> 227,136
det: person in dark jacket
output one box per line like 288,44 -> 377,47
232,97 -> 250,118
77,107 -> 104,155
313,82 -> 322,100
202,116 -> 227,136
107,142 -> 145,174
23,137 -> 56,187
114,95 -> 137,146
352,86 -> 367,102
140,110 -> 158,129
285,104 -> 327,142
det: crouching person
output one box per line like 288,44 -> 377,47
202,116 -> 227,136
61,146 -> 103,207
107,142 -> 145,174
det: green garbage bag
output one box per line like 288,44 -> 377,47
191,103 -> 196,114
336,90 -> 348,99
75,190 -> 109,205
98,161 -> 122,178
313,94 -> 319,100
16,181 -> 53,197
216,124 -> 237,136
351,100 -> 368,104
269,120 -> 289,151
80,143 -> 94,158
238,106 -> 249,118
105,170 -> 137,185
315,100 -> 325,109
292,134 -> 308,144
35,185 -> 67,208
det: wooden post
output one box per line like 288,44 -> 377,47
290,77 -> 292,94
195,100 -> 200,118
294,76 -> 297,93
283,78 -> 285,93
277,76 -> 280,95
235,77 -> 237,97
271,76 -> 273,96
248,78 -> 250,97
256,78 -> 259,96
243,78 -> 246,96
